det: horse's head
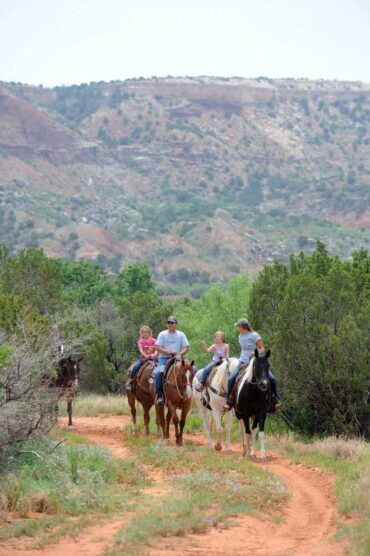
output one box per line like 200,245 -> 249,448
253,349 -> 271,392
175,359 -> 196,388
59,356 -> 82,388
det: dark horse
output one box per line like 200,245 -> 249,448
235,349 -> 271,459
127,359 -> 161,435
156,359 -> 195,446
54,355 -> 82,427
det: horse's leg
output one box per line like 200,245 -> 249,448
258,413 -> 267,460
239,418 -> 247,457
165,407 -> 172,440
245,417 -> 253,457
155,404 -> 166,439
213,409 -> 223,451
199,403 -> 212,449
224,410 -> 233,452
67,400 -> 73,427
143,404 -> 150,436
241,417 -> 252,457
178,401 -> 191,447
127,392 -> 137,432
168,403 -> 180,445
251,416 -> 258,457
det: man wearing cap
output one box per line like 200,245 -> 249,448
223,318 -> 282,411
153,316 -> 189,405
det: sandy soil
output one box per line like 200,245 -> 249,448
1,415 -> 347,556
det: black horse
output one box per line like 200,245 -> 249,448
235,349 -> 272,459
54,355 -> 82,426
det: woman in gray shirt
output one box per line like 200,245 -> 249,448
223,318 -> 282,411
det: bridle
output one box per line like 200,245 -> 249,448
168,361 -> 194,400
250,358 -> 270,392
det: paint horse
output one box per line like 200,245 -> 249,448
193,358 -> 239,451
236,349 -> 272,459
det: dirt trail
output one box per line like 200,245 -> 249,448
2,415 -> 347,556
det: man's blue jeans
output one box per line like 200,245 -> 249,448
154,356 -> 171,393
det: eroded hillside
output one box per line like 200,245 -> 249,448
1,76 -> 370,294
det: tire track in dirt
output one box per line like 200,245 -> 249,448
2,415 -> 347,556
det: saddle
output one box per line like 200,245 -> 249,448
227,362 -> 249,409
235,363 -> 249,388
163,357 -> 176,381
201,359 -> 227,404
136,359 -> 155,384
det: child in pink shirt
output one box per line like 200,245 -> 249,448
126,326 -> 157,390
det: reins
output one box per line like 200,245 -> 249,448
166,362 -> 192,400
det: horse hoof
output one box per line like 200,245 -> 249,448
242,447 -> 247,457
214,443 -> 222,451
224,447 -> 233,453
258,454 -> 267,461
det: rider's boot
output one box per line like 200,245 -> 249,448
271,393 -> 283,412
126,377 -> 133,391
223,393 -> 234,412
155,392 -> 164,405
274,398 -> 283,412
195,381 -> 205,392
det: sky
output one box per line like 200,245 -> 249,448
0,0 -> 370,87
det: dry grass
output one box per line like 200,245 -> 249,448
58,394 -> 131,417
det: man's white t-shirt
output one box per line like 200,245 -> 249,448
156,330 -> 189,353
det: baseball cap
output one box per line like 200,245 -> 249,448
234,318 -> 249,327
167,316 -> 177,324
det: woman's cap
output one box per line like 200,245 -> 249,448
235,318 -> 249,327
167,316 -> 177,324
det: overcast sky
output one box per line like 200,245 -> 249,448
1,0 -> 369,87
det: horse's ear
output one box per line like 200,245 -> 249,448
182,360 -> 185,366
254,348 -> 259,358
190,360 -> 194,367
266,349 -> 271,358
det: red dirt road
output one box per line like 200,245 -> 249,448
2,415 -> 347,556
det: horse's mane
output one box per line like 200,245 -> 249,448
244,357 -> 254,382
212,357 -> 239,390
236,357 -> 255,396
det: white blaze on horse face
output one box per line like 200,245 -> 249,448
185,369 -> 192,398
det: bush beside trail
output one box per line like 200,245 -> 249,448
249,242 -> 370,437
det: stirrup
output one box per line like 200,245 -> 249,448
155,394 -> 164,405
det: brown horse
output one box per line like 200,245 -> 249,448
156,359 -> 195,446
53,356 -> 82,426
127,360 -> 161,435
